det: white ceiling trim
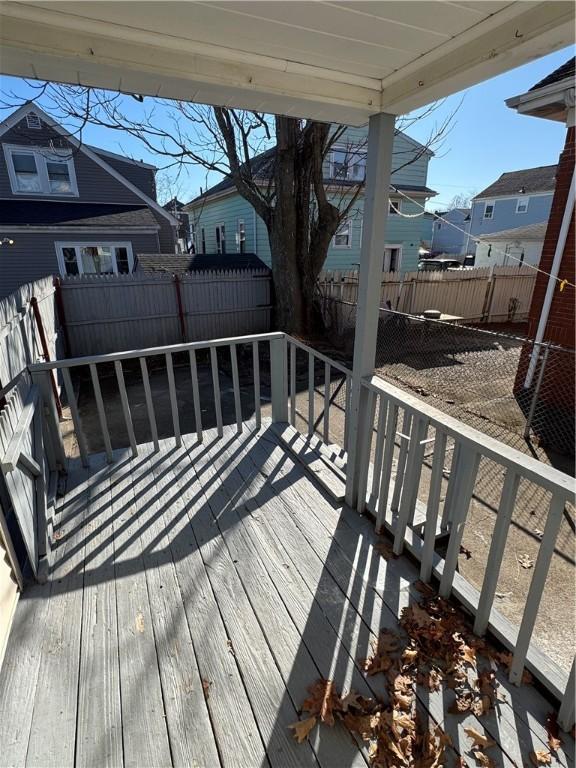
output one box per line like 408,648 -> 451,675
0,1 -> 573,125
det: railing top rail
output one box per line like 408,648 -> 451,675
286,335 -> 352,377
363,374 -> 576,499
28,332 -> 285,371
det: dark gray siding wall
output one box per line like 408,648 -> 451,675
93,152 -> 157,199
0,117 -> 146,204
151,210 -> 177,252
0,231 -> 161,299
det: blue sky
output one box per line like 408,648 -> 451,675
0,45 -> 573,208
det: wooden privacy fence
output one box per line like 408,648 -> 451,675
58,268 -> 273,356
0,277 -> 59,396
318,265 -> 537,322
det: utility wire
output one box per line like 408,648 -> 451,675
390,184 -> 574,291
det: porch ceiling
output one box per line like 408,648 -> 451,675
0,1 -> 574,124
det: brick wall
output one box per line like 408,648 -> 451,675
515,127 -> 575,450
526,125 -> 575,348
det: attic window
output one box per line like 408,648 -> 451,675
26,113 -> 41,129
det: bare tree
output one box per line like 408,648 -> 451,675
448,191 -> 476,210
1,82 -> 458,334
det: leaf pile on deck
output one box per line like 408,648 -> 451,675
290,593 -> 560,767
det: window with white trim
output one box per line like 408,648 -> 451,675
56,242 -> 134,276
516,197 -> 529,214
4,144 -> 78,196
216,223 -> 226,254
389,199 -> 402,215
237,219 -> 246,253
333,219 -> 352,248
330,147 -> 366,182
483,201 -> 495,220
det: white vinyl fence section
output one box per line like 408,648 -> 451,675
59,269 -> 273,355
319,265 -> 537,323
0,277 -> 58,395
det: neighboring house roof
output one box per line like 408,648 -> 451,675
476,221 -> 548,242
87,145 -> 157,170
474,165 -> 557,199
0,103 -> 179,227
188,143 -> 436,204
0,201 -> 159,229
136,252 -> 270,273
529,57 -> 575,91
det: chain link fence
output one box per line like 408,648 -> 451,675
320,296 -> 575,464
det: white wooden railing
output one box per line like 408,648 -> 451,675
30,332 -> 286,468
28,331 -> 575,727
354,373 -> 575,729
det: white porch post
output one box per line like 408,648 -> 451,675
345,112 -> 395,507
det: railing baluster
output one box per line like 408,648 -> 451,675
370,395 -> 387,502
252,341 -> 261,430
441,441 -> 461,529
230,344 -> 242,434
210,346 -> 223,437
114,360 -> 137,458
289,342 -> 296,427
375,402 -> 398,533
61,367 -> 88,467
509,492 -> 566,685
439,447 -> 480,597
343,375 -> 352,452
140,357 -> 159,450
558,657 -> 575,731
89,363 -> 113,462
188,349 -> 203,442
420,429 -> 447,582
474,469 -> 520,635
356,388 -> 376,514
165,352 -> 181,447
393,415 -> 429,555
323,362 -> 330,444
307,352 -> 314,438
391,410 -> 413,513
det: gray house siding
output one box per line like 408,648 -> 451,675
1,117 -> 150,205
93,152 -> 157,199
431,209 -> 471,255
0,231 -> 161,299
468,193 -> 553,250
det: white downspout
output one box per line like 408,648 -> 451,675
524,166 -> 575,388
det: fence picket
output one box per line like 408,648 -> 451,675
375,401 -> 398,533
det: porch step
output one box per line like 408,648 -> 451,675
273,424 -> 347,502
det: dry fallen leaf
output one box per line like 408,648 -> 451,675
472,750 -> 496,768
302,679 -> 339,726
464,726 -> 496,750
375,538 -> 398,560
289,716 -> 317,743
135,612 -> 145,633
530,750 -> 552,766
545,712 -> 563,753
413,579 -> 436,597
201,679 -> 212,699
517,554 -> 534,569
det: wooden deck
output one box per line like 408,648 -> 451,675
0,421 -> 573,768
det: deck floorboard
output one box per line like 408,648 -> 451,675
0,420 -> 573,768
